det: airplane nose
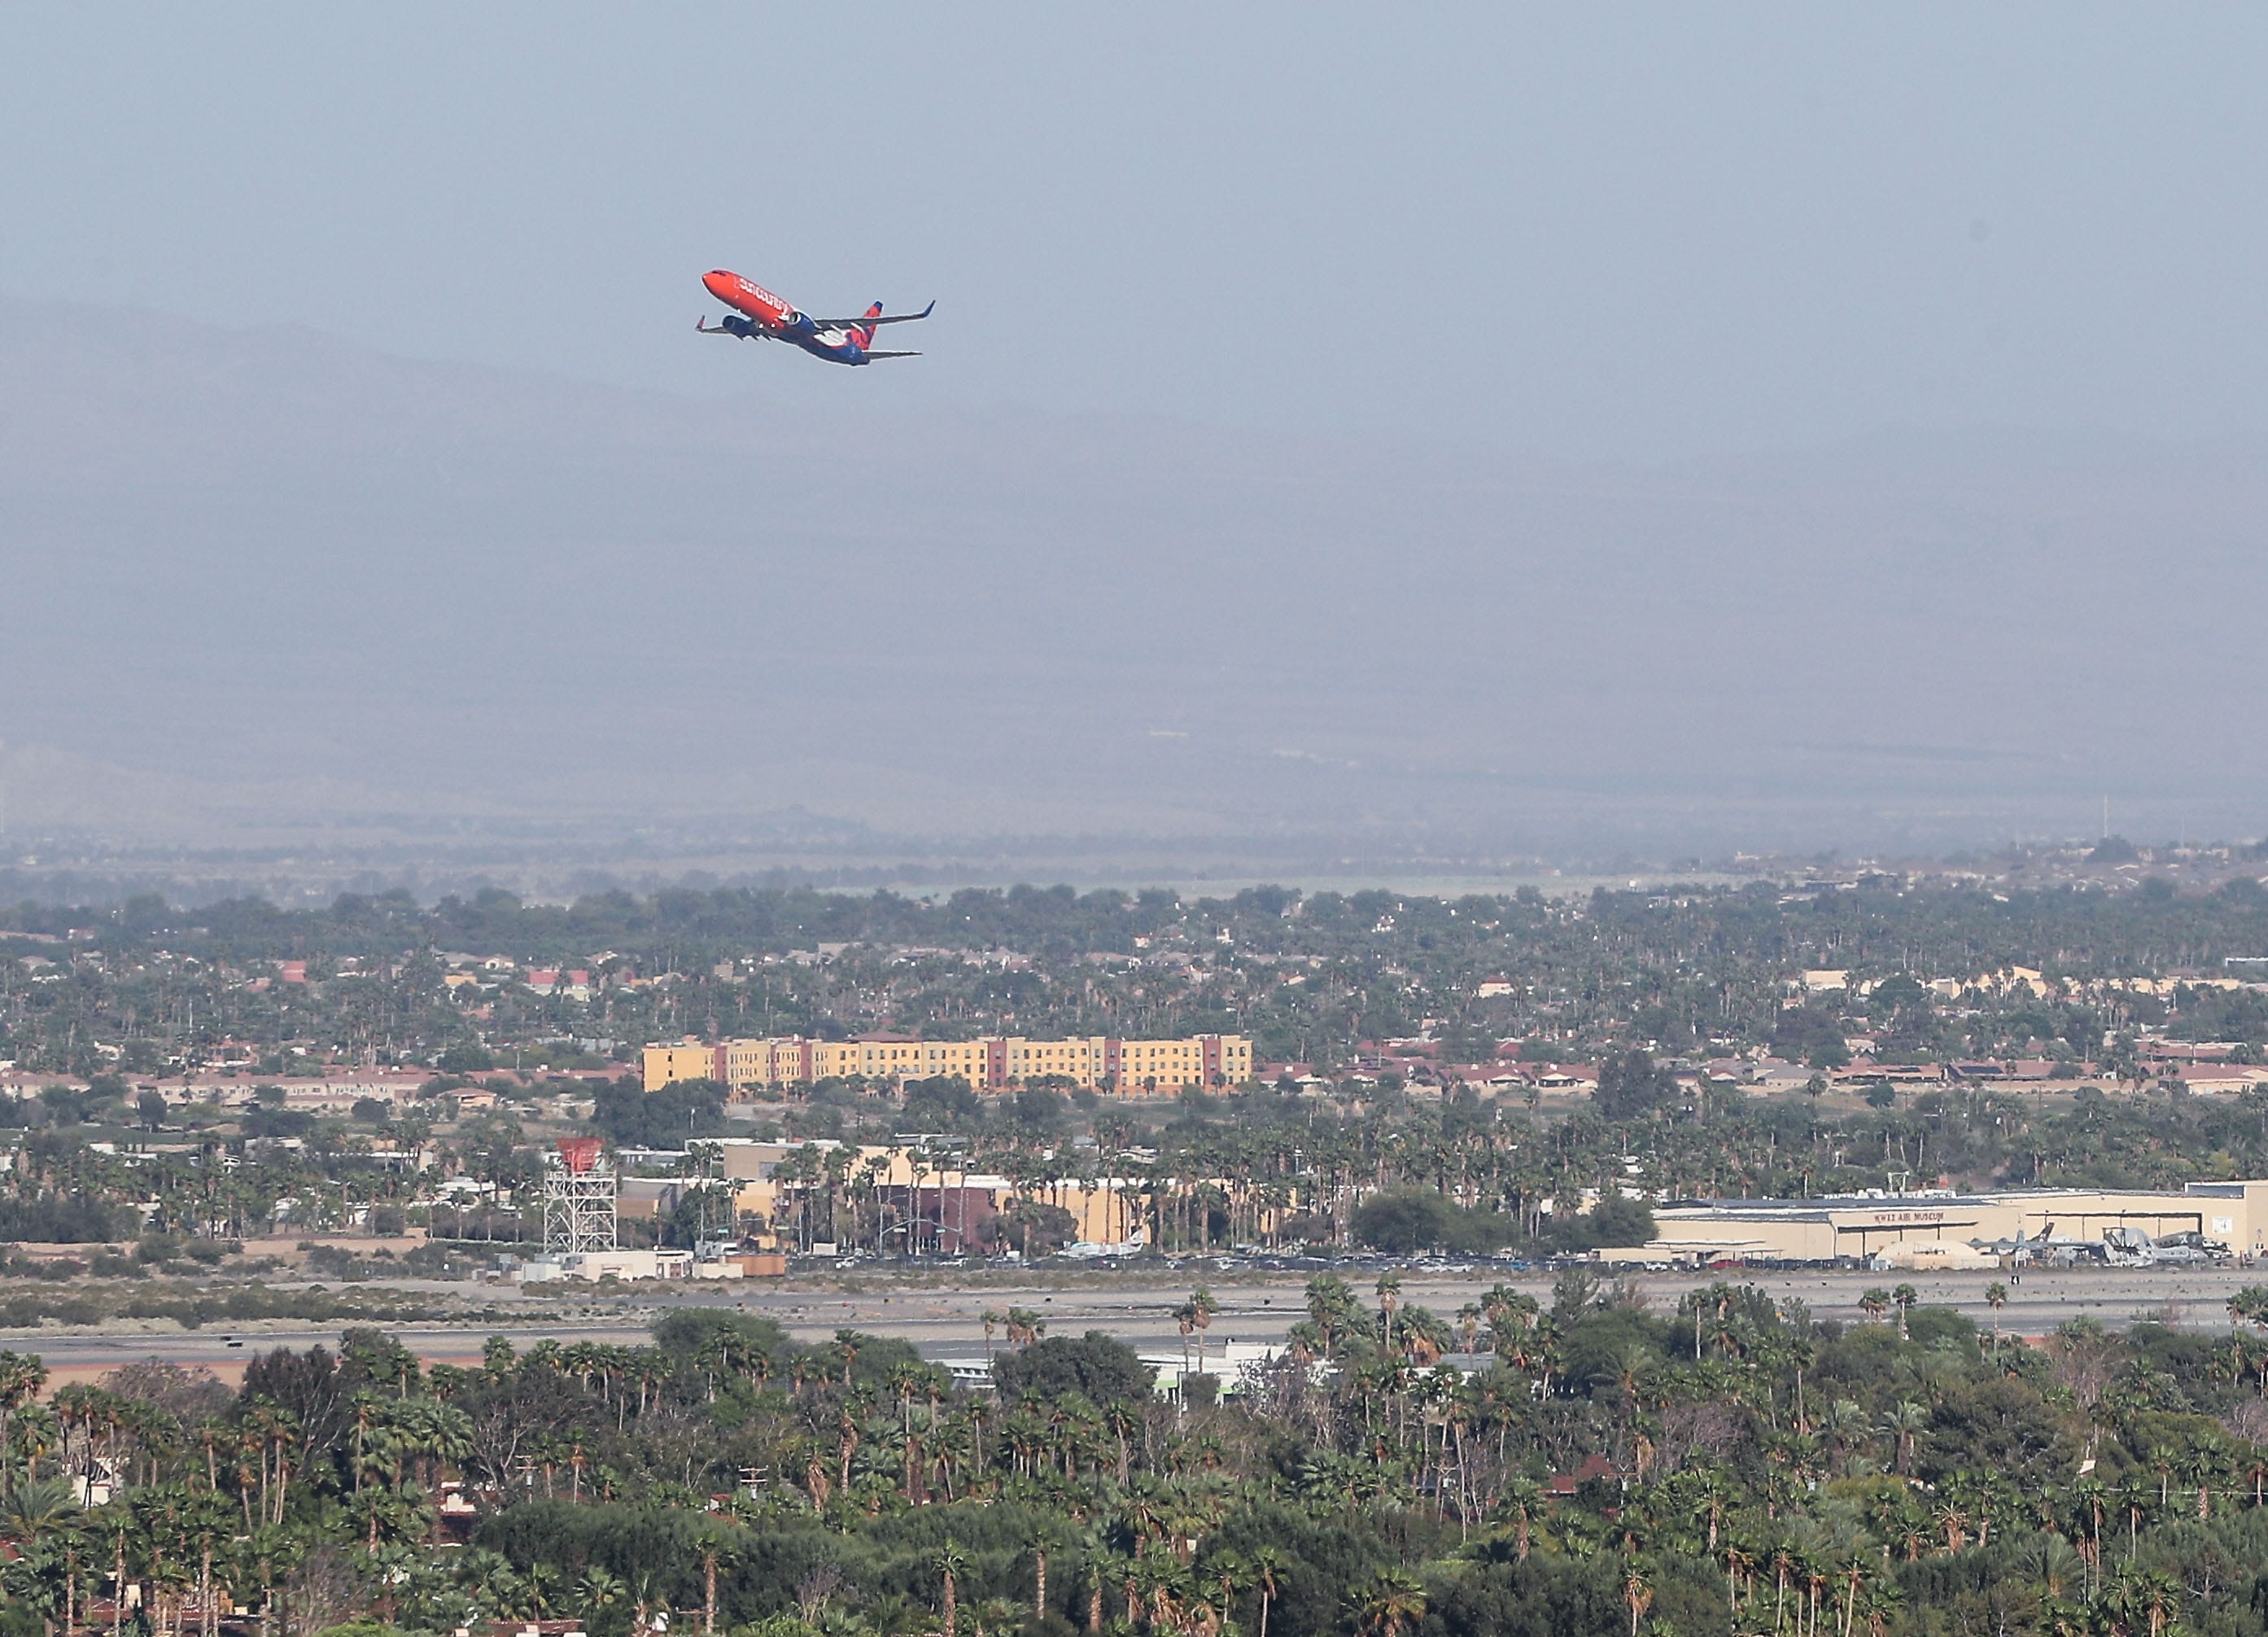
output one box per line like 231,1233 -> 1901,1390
703,270 -> 736,300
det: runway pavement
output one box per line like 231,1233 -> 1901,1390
4,1261 -> 2258,1381
704,1262 -> 2260,1348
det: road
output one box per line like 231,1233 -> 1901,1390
5,1262 -> 2254,1380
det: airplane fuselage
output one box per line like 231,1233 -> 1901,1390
701,269 -> 883,365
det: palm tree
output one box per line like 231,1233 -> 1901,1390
346,1486 -> 394,1553
1835,1549 -> 1873,1637
1190,1287 -> 1219,1378
1610,1345 -> 1654,1416
1135,1545 -> 1191,1633
1933,1496 -> 1970,1555
1357,1569 -> 1427,1637
109,1509 -> 128,1637
0,1475 -> 80,1546
1986,1282 -> 2009,1347
1249,1544 -> 1287,1637
1498,1473 -> 1543,1560
1857,1571 -> 1903,1637
180,1489 -> 234,1637
2229,1284 -> 2268,1343
2025,1533 -> 2082,1607
693,1519 -> 741,1634
579,1565 -> 627,1619
1768,1540 -> 1800,1635
522,1560 -> 566,1618
0,1350 -> 51,1500
2146,1443 -> 2180,1510
1030,1521 -> 1061,1622
1208,1549 -> 1250,1637
2108,1565 -> 2182,1637
1720,1533 -> 1757,1614
2182,1436 -> 2226,1520
2114,1474 -> 2152,1560
1307,1275 -> 1361,1359
935,1538 -> 970,1637
2235,1444 -> 2268,1509
1804,1552 -> 1833,1637
1879,1402 -> 1925,1477
1621,1562 -> 1654,1637
1890,1285 -> 1918,1339
1073,1528 -> 1115,1635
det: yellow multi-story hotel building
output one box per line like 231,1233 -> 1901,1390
641,1041 -> 722,1092
644,1033 -> 1252,1096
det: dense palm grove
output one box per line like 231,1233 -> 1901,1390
13,1280 -> 2268,1637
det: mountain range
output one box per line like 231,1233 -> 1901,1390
3,295 -> 2261,866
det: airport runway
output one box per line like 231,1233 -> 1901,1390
698,1263 -> 2262,1350
5,1262 -> 2259,1380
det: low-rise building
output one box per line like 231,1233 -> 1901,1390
1603,1179 -> 2268,1266
518,1247 -> 695,1283
711,1136 -> 1151,1251
645,1033 -> 1252,1096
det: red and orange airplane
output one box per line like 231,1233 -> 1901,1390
697,269 -> 933,366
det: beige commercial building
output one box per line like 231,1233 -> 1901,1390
1606,1179 -> 2268,1267
711,1137 -> 1145,1248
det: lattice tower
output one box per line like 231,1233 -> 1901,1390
544,1139 -> 617,1253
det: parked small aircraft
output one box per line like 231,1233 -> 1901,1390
1969,1220 -> 2228,1267
1968,1220 -> 2119,1267
1969,1222 -> 2069,1260
1060,1232 -> 1148,1261
697,269 -> 932,365
2100,1225 -> 2224,1267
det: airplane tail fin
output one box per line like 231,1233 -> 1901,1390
853,302 -> 884,347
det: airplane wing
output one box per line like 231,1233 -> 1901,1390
816,301 -> 936,327
860,349 -> 923,360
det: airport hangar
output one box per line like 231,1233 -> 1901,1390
1600,1180 -> 2268,1267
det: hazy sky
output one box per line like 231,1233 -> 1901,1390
5,5 -> 2264,462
